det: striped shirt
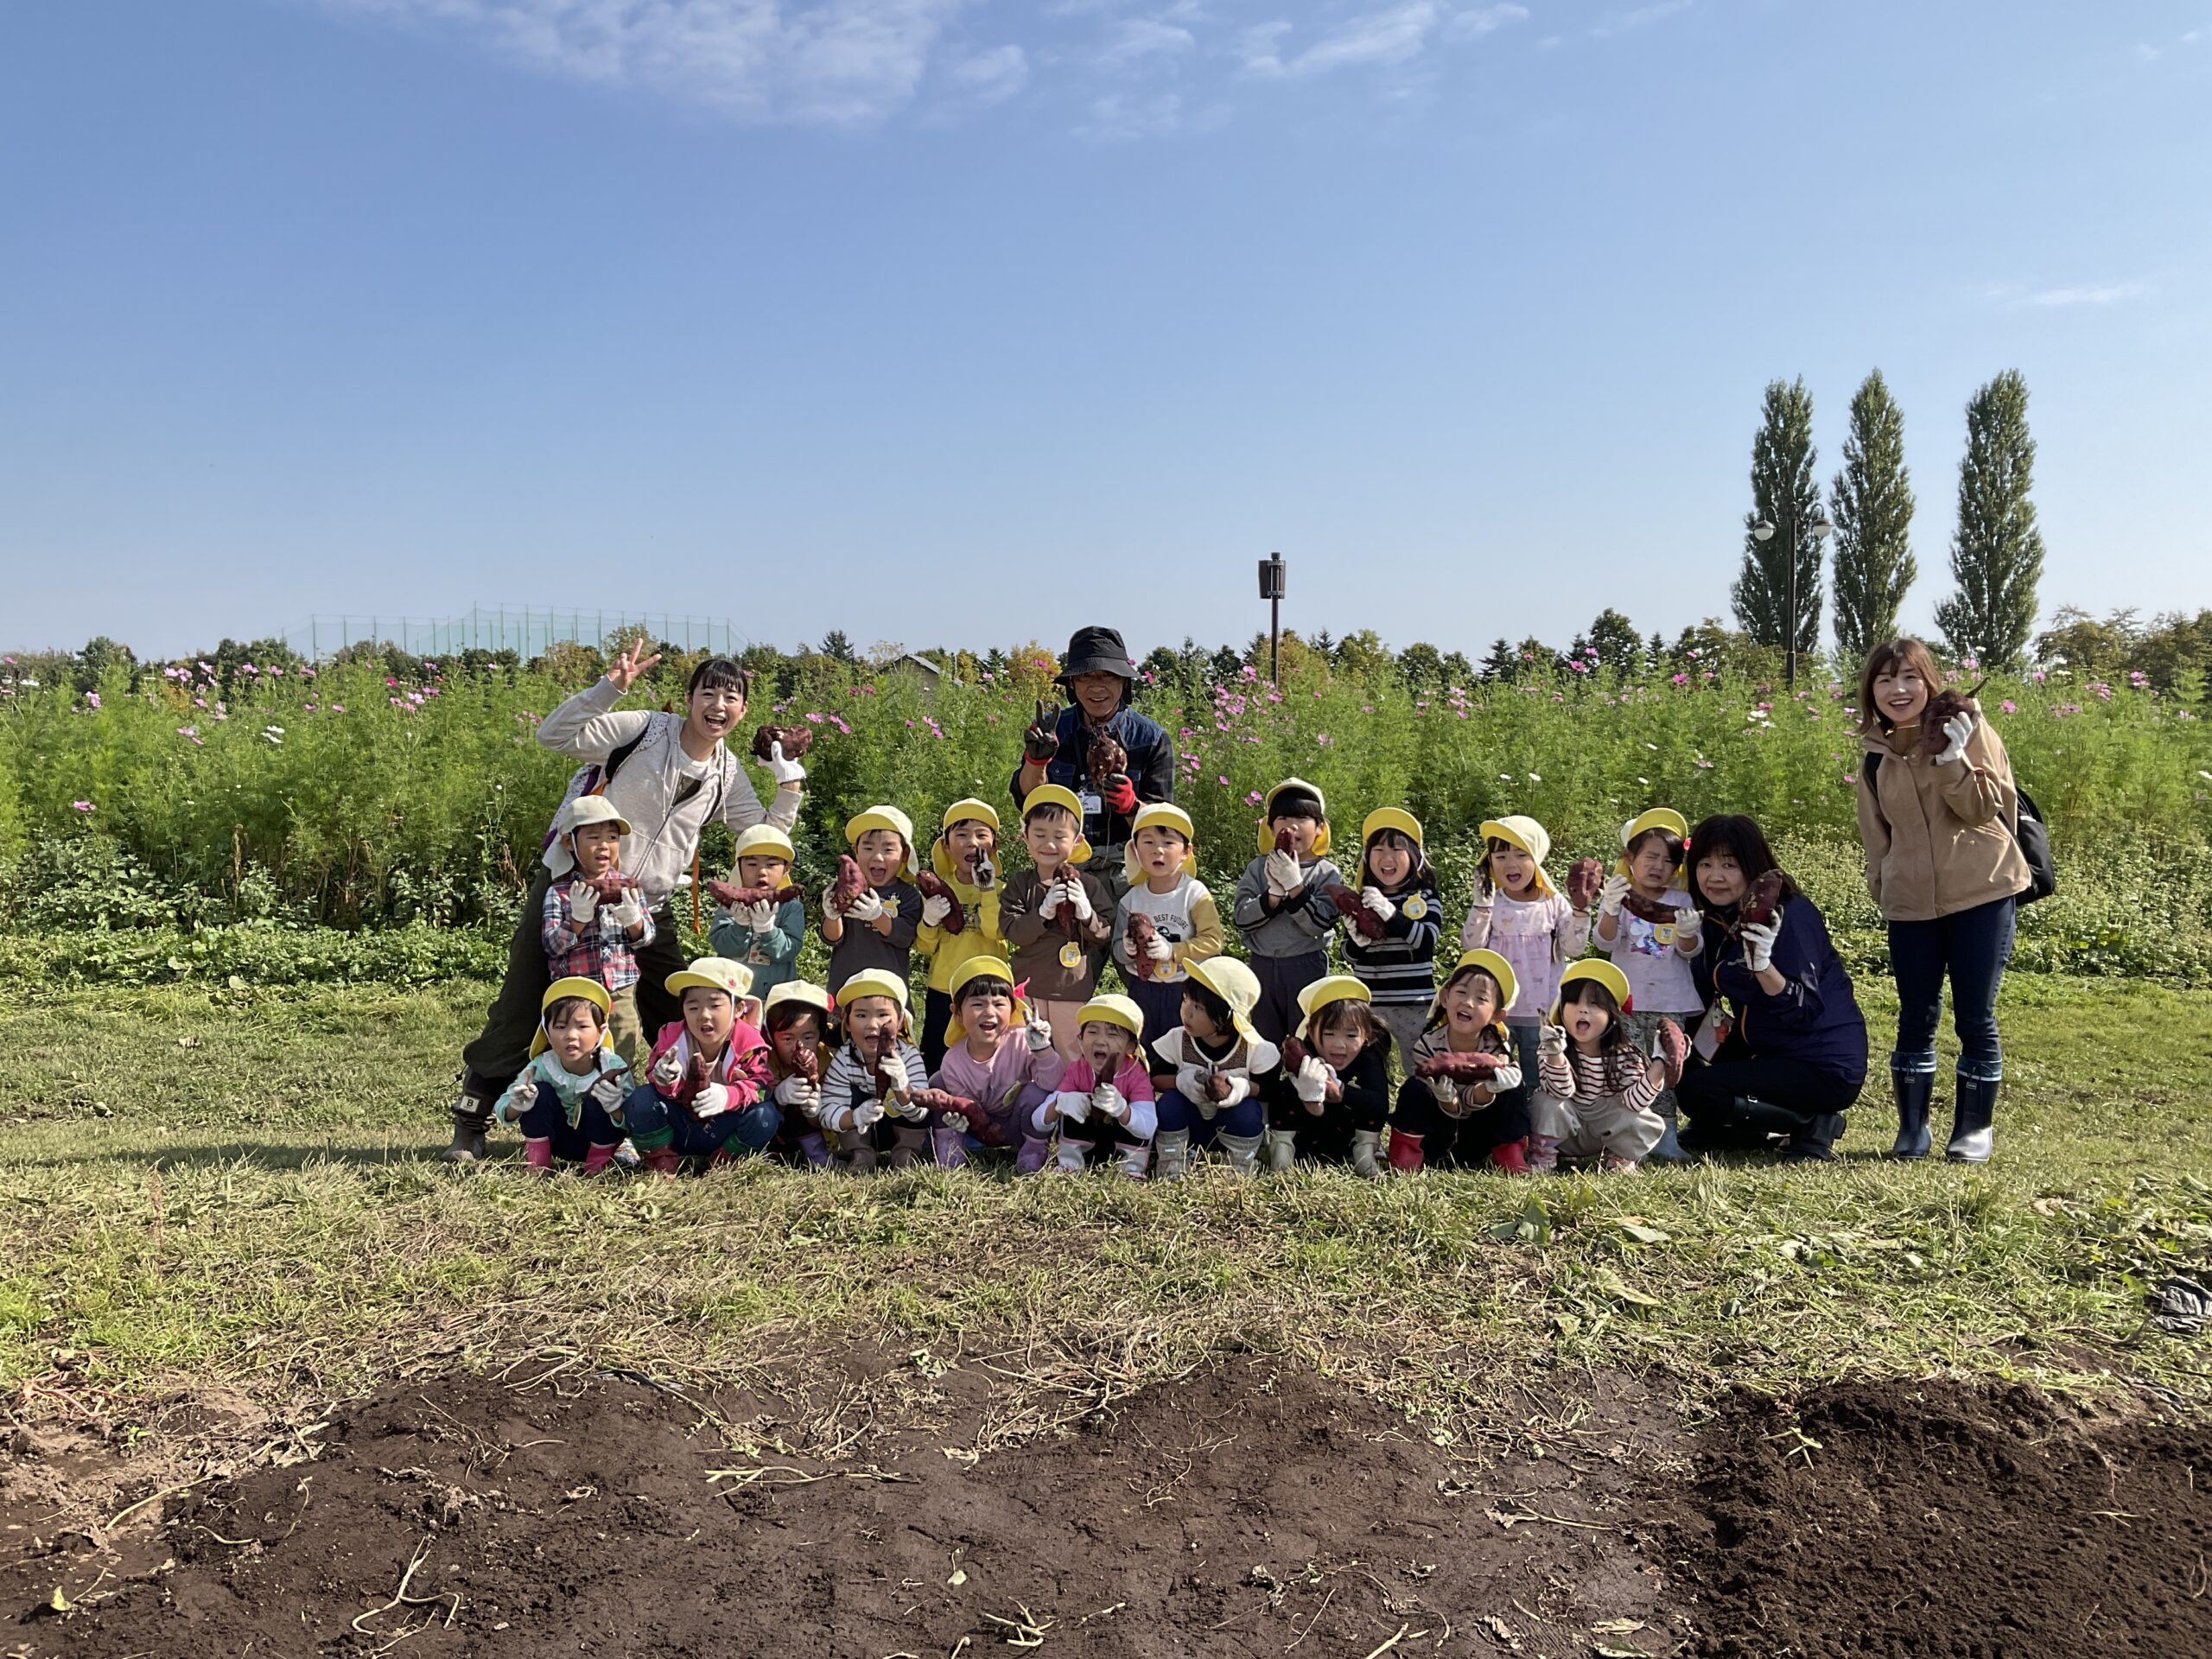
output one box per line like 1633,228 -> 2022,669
817,1039 -> 931,1133
1537,1044 -> 1660,1113
1404,1026 -> 1523,1119
1341,879 -> 1443,1007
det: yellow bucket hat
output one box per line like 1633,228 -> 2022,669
835,968 -> 914,1036
943,956 -> 1026,1048
530,976 -> 614,1056
844,806 -> 919,877
1255,777 -> 1331,855
1075,993 -> 1144,1045
1295,974 -> 1370,1042
1354,807 -> 1424,890
1617,808 -> 1689,880
1428,948 -> 1520,1028
931,798 -> 1001,884
1184,955 -> 1263,1050
665,956 -> 753,1001
1020,784 -> 1092,865
732,823 -> 797,864
1122,802 -> 1197,886
1551,957 -> 1634,1021
1480,815 -> 1555,898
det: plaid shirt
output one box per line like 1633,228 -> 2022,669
542,875 -> 656,993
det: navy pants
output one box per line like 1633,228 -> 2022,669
1250,951 -> 1327,1049
1889,895 -> 2014,1087
1128,978 -> 1186,1056
920,988 -> 954,1074
621,1084 -> 780,1160
1154,1088 -> 1264,1144
515,1092 -> 624,1160
1390,1081 -> 1525,1165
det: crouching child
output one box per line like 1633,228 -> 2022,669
1392,950 -> 1529,1173
1528,961 -> 1687,1175
1033,994 -> 1157,1178
761,980 -> 838,1167
1274,976 -> 1394,1177
621,957 -> 779,1173
817,969 -> 934,1172
932,957 -> 1067,1171
1150,957 -> 1280,1179
493,976 -> 633,1173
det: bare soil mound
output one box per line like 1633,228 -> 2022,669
1655,1381 -> 2212,1657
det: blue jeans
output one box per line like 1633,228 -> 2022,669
1889,895 -> 2014,1084
515,1091 -> 624,1160
1154,1088 -> 1264,1144
622,1084 -> 781,1159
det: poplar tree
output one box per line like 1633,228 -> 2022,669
1828,369 -> 1916,664
1934,370 -> 2046,671
1731,378 -> 1823,656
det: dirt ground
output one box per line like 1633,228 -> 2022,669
3,1358 -> 2208,1657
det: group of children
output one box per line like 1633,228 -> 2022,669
505,776 -> 1707,1180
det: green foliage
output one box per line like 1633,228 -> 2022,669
1936,369 -> 2046,672
1829,368 -> 1917,663
1732,377 -> 1824,656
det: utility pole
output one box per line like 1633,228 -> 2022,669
1258,552 -> 1287,683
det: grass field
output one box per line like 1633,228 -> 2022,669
8,976 -> 2212,1451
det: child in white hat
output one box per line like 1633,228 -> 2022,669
539,794 -> 655,1071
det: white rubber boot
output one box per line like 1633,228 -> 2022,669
1262,1128 -> 1297,1173
1152,1129 -> 1192,1182
1350,1129 -> 1382,1179
1220,1132 -> 1263,1176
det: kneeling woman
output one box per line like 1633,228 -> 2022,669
1674,815 -> 1868,1160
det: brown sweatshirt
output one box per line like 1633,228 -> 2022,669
1000,865 -> 1116,1001
1855,703 -> 2031,923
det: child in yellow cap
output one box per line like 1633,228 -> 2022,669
709,824 -> 807,1008
1340,808 -> 1444,1071
1529,961 -> 1687,1174
915,800 -> 1009,1071
1230,779 -> 1346,1046
1274,976 -> 1394,1177
1033,995 -> 1157,1178
1390,950 -> 1529,1173
1589,809 -> 1703,1162
760,980 -> 837,1167
620,957 -> 778,1173
1001,784 -> 1116,1064
821,806 -> 922,994
817,969 -> 933,1171
930,957 -> 1066,1171
1149,957 -> 1279,1179
1459,815 -> 1596,1134
1111,804 -> 1225,1049
492,977 -> 634,1174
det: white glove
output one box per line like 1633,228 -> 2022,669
845,887 -> 887,923
773,1074 -> 818,1109
1024,1014 -> 1054,1054
693,1080 -> 730,1118
1740,918 -> 1779,974
1672,908 -> 1702,951
1068,879 -> 1095,922
850,1097 -> 885,1132
568,885 -> 599,924
1264,849 -> 1303,898
1216,1073 -> 1251,1107
608,898 -> 645,931
764,741 -> 806,785
651,1049 -> 684,1090
939,1109 -> 971,1134
1361,886 -> 1395,922
1037,880 -> 1064,918
1091,1082 -> 1127,1122
921,894 -> 953,927
587,1072 -> 627,1111
888,1092 -> 930,1124
1174,1064 -> 1210,1104
1932,711 -> 1974,766
500,1073 -> 539,1121
1540,1021 -> 1568,1059
1056,1088 -> 1090,1125
878,1058 -> 908,1101
1144,931 -> 1174,963
1599,874 -> 1630,918
1294,1056 -> 1330,1104
741,899 -> 776,934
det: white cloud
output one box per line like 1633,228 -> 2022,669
944,42 -> 1027,103
1242,1 -> 1443,79
1448,3 -> 1528,40
2023,281 -> 2149,308
1589,0 -> 1690,40
1096,16 -> 1197,69
315,0 -> 965,126
1079,89 -> 1183,138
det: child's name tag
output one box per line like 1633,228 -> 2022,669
1059,942 -> 1084,969
1077,791 -> 1102,817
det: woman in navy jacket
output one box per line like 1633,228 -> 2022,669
1674,814 -> 1868,1160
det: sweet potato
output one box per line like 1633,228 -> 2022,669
1022,700 -> 1061,763
1273,826 -> 1295,856
1921,679 -> 1986,753
582,872 -> 636,904
1327,884 -> 1383,940
1566,855 -> 1604,912
707,879 -> 802,910
1414,1050 -> 1510,1082
1281,1038 -> 1309,1072
830,855 -> 867,917
1203,1067 -> 1231,1103
909,1088 -> 976,1119
1621,889 -> 1679,924
1125,911 -> 1158,963
1088,729 -> 1128,790
916,870 -> 966,935
750,723 -> 814,763
1652,1018 -> 1688,1089
1739,868 -> 1786,929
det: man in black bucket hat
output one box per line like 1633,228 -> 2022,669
1010,626 -> 1177,900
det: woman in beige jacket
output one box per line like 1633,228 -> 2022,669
1854,639 -> 2032,1164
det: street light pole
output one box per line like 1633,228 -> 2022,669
1752,504 -> 1832,693
1257,553 -> 1287,683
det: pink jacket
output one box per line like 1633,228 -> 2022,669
931,1033 -> 1066,1145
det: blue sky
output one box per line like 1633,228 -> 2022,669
3,1 -> 2208,662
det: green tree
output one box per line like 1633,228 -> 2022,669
73,636 -> 138,694
1480,638 -> 1516,682
1586,608 -> 1642,676
1332,629 -> 1395,685
1935,369 -> 2046,671
817,630 -> 859,664
1398,642 -> 1446,690
1828,368 -> 1917,664
2033,607 -> 2138,678
1731,378 -> 1824,657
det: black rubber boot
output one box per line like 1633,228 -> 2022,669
1783,1112 -> 1847,1162
440,1092 -> 494,1164
1946,1074 -> 1998,1164
1888,1066 -> 1935,1160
